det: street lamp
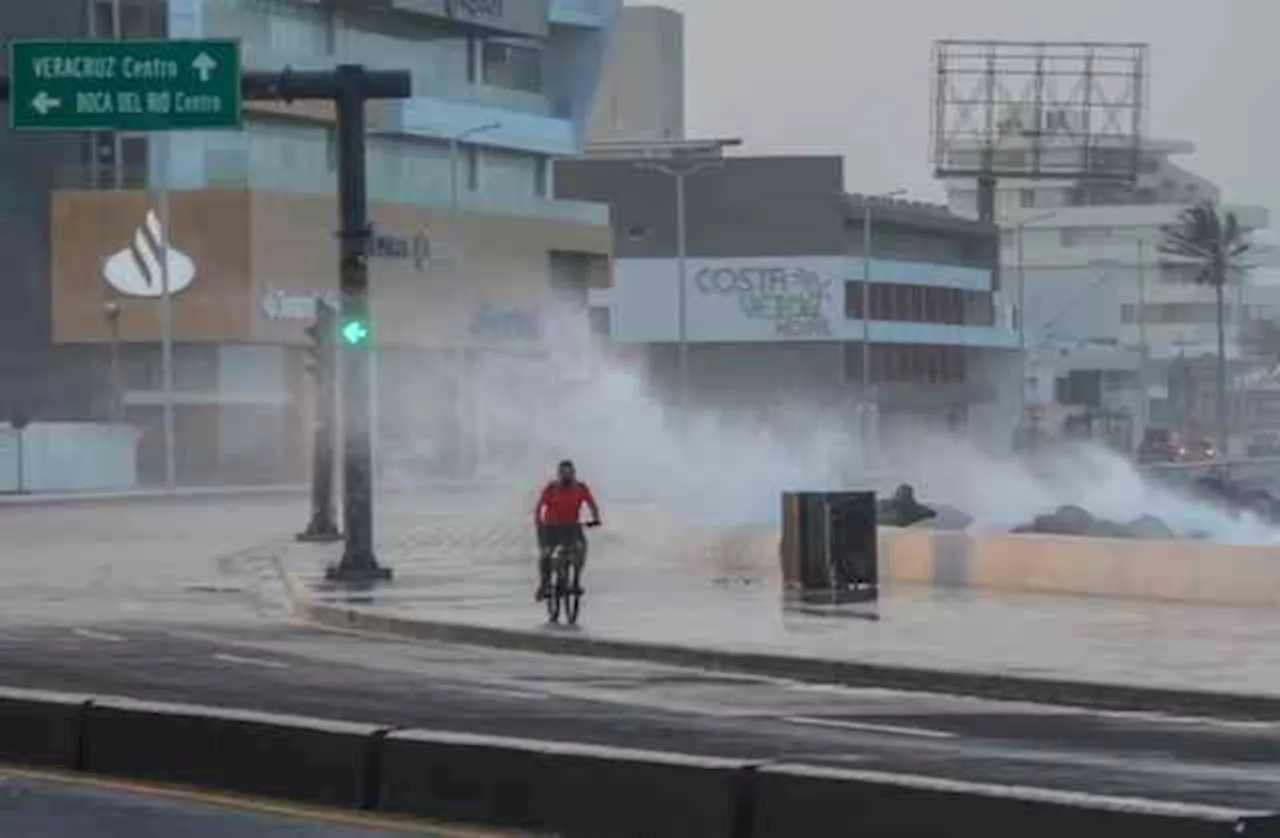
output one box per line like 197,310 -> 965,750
447,121 -> 500,478
103,300 -> 123,422
858,188 -> 907,455
634,156 -> 728,411
449,121 -> 502,210
1008,210 -> 1058,425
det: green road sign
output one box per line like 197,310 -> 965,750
9,39 -> 242,131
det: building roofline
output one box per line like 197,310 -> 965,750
582,137 -> 744,159
843,193 -> 996,236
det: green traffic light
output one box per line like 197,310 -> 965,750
340,319 -> 370,346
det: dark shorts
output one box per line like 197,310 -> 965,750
540,524 -> 584,552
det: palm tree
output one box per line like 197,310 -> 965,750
1160,201 -> 1252,459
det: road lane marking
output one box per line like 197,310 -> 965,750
211,653 -> 290,670
783,715 -> 958,740
465,686 -> 550,702
72,629 -> 126,643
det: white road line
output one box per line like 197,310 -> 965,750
465,686 -> 551,702
211,653 -> 290,671
783,715 -> 959,740
72,629 -> 126,643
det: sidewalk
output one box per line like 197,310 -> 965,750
284,501 -> 1280,714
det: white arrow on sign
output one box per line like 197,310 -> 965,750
192,52 -> 217,83
31,91 -> 62,115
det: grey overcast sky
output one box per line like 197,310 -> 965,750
648,0 -> 1278,222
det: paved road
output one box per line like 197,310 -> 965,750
0,768 -> 508,837
1,496 -> 1279,816
2,619 -> 1278,811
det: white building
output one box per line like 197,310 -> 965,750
587,4 -> 685,143
942,137 -> 1276,452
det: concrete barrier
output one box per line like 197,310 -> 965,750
871,528 -> 1280,607
379,729 -> 751,837
0,686 -> 89,769
0,688 -> 1277,835
81,697 -> 384,808
750,763 -> 1278,837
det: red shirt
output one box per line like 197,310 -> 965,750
535,480 -> 599,526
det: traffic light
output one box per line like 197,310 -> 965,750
340,316 -> 370,347
304,301 -> 338,377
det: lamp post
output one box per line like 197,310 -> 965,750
447,121 -> 500,477
634,157 -> 726,411
103,300 -> 123,422
858,188 -> 906,455
1009,210 -> 1058,427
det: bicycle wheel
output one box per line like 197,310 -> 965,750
545,561 -> 563,624
564,545 -> 583,626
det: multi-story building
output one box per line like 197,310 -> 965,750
587,4 -> 684,143
0,0 -> 622,484
557,145 -> 1022,452
943,137 -> 1275,452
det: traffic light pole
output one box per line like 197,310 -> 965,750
242,66 -> 406,583
328,66 -> 387,582
298,300 -> 341,544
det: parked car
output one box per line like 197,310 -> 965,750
1138,428 -> 1180,463
1137,429 -> 1215,464
1179,438 -> 1217,462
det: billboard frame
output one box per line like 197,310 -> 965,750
931,40 -> 1149,220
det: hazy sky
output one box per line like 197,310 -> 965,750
650,0 -> 1279,223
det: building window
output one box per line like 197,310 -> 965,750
482,40 -> 544,94
534,156 -> 549,198
845,282 -> 994,326
466,146 -> 481,191
92,0 -> 116,37
120,134 -> 148,188
1020,189 -> 1036,208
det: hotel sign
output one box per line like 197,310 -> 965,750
389,0 -> 549,37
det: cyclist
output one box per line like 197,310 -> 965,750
534,459 -> 601,602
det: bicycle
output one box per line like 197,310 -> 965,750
544,523 -> 597,626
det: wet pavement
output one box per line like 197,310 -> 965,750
289,496 -> 1280,699
2,493 -> 1280,811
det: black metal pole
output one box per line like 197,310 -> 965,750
327,65 -> 389,582
298,302 -> 340,543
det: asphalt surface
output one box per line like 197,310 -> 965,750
0,769 -> 504,837
0,496 -> 1278,818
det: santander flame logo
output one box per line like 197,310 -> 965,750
103,210 -> 196,298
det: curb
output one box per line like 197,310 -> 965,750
281,573 -> 1280,723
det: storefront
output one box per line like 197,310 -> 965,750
50,189 -> 609,484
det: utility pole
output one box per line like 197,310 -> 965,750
634,154 -> 728,412
1136,238 -> 1150,442
448,121 -> 500,477
859,189 -> 906,458
1011,210 -> 1057,435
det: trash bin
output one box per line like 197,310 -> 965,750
781,491 -> 877,604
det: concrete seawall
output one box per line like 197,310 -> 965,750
727,525 -> 1280,607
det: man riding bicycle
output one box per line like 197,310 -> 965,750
534,459 -> 601,602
